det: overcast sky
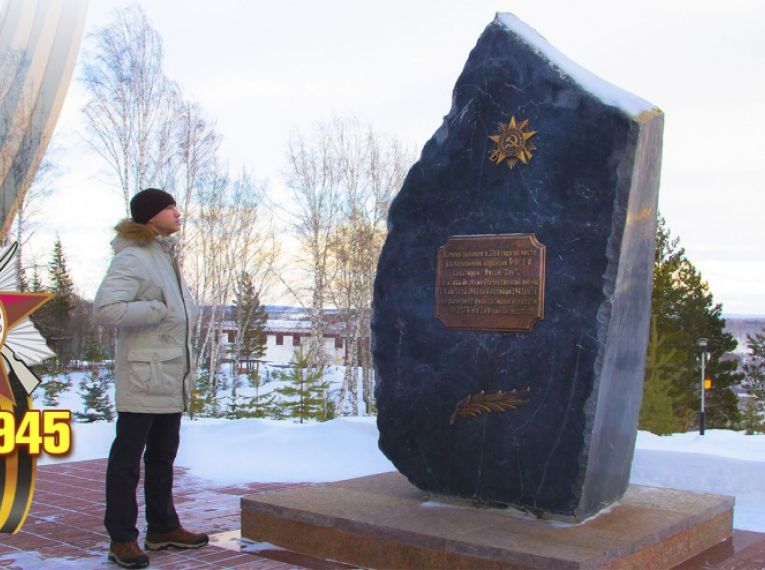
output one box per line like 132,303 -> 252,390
31,0 -> 765,315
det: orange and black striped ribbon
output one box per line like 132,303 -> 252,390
0,367 -> 36,533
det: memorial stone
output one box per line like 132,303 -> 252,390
372,13 -> 664,520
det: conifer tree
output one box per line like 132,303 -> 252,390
30,266 -> 43,292
232,272 -> 268,380
273,349 -> 331,423
30,261 -> 74,400
76,371 -> 115,422
226,273 -> 269,419
248,367 -> 278,418
250,392 -> 279,419
224,389 -> 277,419
75,338 -> 114,422
191,369 -> 229,418
37,238 -> 75,366
224,371 -> 245,419
644,217 -> 743,430
39,374 -> 71,407
225,366 -> 278,419
740,401 -> 764,435
741,328 -> 765,434
639,314 -> 686,434
189,372 -> 216,418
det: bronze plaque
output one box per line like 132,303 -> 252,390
435,234 -> 545,332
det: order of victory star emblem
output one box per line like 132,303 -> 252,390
488,116 -> 537,169
0,244 -> 54,406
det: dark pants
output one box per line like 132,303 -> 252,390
104,412 -> 182,542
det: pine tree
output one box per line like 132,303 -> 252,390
226,366 -> 278,419
76,372 -> 115,422
36,239 -> 75,366
40,374 -> 71,407
224,363 -> 279,419
189,373 -> 216,418
646,217 -> 743,430
74,338 -> 114,422
740,401 -> 764,435
224,371 -> 245,419
227,273 -> 269,419
232,272 -> 268,379
30,267 -> 43,292
224,389 -> 278,419
639,314 -> 685,434
741,328 -> 765,434
273,349 -> 331,423
249,367 -> 278,418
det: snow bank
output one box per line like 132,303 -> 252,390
632,429 -> 765,532
175,416 -> 394,483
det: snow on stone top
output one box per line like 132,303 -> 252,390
496,13 -> 657,117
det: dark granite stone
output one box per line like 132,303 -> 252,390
372,13 -> 663,520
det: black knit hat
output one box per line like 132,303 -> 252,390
130,188 -> 176,224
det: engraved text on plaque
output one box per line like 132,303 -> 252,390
435,234 -> 546,331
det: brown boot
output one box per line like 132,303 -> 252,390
108,540 -> 149,568
144,526 -> 209,550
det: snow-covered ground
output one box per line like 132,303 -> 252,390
33,372 -> 765,533
632,430 -> 764,532
36,417 -> 765,533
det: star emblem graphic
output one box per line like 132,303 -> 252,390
0,291 -> 52,405
0,243 -> 55,407
488,116 -> 537,169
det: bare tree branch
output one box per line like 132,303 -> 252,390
80,5 -> 179,215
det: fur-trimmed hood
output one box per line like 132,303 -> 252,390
112,219 -> 177,254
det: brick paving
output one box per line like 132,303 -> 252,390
0,458 -> 763,569
0,459 -> 351,569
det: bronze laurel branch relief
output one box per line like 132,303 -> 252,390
449,388 -> 531,425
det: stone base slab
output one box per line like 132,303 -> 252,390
241,472 -> 734,569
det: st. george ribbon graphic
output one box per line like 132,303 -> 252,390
0,242 -> 55,533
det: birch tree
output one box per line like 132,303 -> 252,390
7,151 -> 56,289
284,119 -> 411,415
285,125 -> 341,373
174,100 -> 220,268
328,118 -> 412,415
188,167 -> 277,415
81,5 -> 179,215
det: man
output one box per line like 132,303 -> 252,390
94,188 -> 207,569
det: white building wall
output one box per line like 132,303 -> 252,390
212,316 -> 348,367
263,333 -> 345,365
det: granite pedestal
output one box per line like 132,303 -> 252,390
241,472 -> 733,570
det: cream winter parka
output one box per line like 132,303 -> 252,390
93,220 -> 199,413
